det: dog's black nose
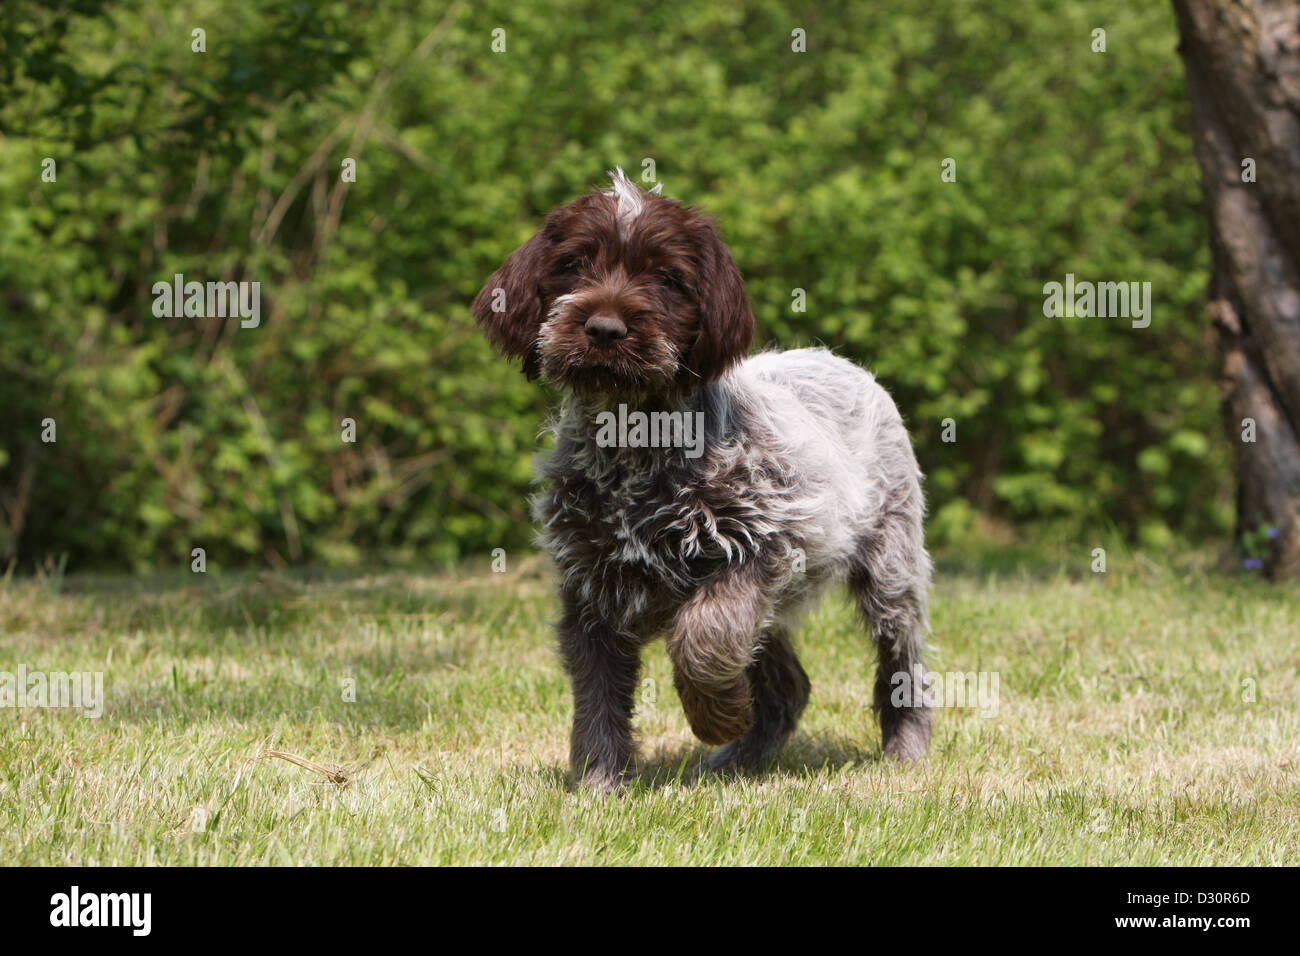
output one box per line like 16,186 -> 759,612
584,312 -> 627,344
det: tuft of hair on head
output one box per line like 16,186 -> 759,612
605,167 -> 663,235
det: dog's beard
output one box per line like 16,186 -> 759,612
538,310 -> 684,400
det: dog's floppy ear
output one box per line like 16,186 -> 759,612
687,217 -> 754,383
473,228 -> 551,379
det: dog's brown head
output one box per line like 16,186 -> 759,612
472,169 -> 753,398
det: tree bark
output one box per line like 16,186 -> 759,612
1173,0 -> 1300,578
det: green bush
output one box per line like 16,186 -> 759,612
0,0 -> 1226,571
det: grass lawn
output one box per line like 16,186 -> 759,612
1,544 -> 1297,865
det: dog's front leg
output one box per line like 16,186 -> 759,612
557,597 -> 641,793
667,567 -> 768,745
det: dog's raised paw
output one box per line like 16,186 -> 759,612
675,676 -> 753,745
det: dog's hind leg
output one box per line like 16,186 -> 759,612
848,489 -> 934,762
707,623 -> 811,771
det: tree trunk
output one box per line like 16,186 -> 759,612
1172,0 -> 1300,578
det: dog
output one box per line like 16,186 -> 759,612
473,169 -> 933,791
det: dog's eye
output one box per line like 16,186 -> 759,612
659,268 -> 689,292
558,256 -> 590,277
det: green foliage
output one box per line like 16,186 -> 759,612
0,0 -> 1226,570
1238,523 -> 1277,571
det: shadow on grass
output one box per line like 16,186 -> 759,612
931,537 -> 1089,580
34,556 -> 555,639
930,533 -> 1235,584
30,540 -> 1242,643
628,732 -> 882,791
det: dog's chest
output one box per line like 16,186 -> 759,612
535,448 -> 735,630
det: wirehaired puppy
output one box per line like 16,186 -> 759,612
473,169 -> 933,791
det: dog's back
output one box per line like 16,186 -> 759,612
726,346 -> 924,557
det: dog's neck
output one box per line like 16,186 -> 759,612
568,387 -> 697,417
557,380 -> 737,469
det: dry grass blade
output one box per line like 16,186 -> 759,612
257,750 -> 351,787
